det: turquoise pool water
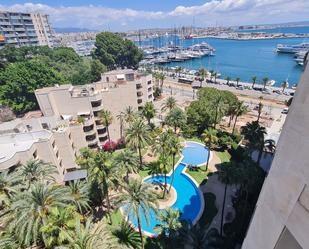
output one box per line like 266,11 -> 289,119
125,141 -> 209,236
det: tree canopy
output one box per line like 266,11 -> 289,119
93,32 -> 143,70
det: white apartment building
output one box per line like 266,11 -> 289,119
35,69 -> 154,148
242,55 -> 309,248
0,11 -> 54,48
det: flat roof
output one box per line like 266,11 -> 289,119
0,130 -> 52,164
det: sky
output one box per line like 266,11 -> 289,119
0,0 -> 309,31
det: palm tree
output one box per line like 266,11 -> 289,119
212,95 -> 227,129
40,206 -> 76,248
123,106 -> 136,124
281,80 -> 288,93
113,149 -> 139,182
115,179 -> 158,249
225,76 -> 231,85
235,77 -> 240,87
158,72 -> 166,90
217,162 -> 236,236
141,102 -> 156,125
61,218 -> 116,249
87,151 -> 117,223
167,132 -> 182,192
175,67 -> 182,77
232,101 -> 249,134
0,170 -> 21,209
152,72 -> 160,87
116,112 -> 124,140
257,99 -> 263,123
99,109 -> 113,143
161,96 -> 177,112
6,183 -> 72,247
68,181 -> 90,214
155,208 -> 182,247
241,121 -> 267,163
152,131 -> 172,198
213,71 -> 218,83
251,76 -> 257,88
125,118 -> 152,168
18,159 -> 57,188
202,128 -> 218,171
164,107 -> 187,134
199,68 -> 207,87
111,221 -> 141,249
262,77 -> 269,91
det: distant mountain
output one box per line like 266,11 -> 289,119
54,27 -> 98,33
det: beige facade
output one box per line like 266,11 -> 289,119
35,69 -> 154,148
31,13 -> 54,47
242,56 -> 309,249
0,115 -> 87,182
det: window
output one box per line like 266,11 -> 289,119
106,76 -> 109,82
33,150 -> 38,159
52,140 -> 56,148
56,150 -> 59,159
41,123 -> 49,129
68,133 -> 72,139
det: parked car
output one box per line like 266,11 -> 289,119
281,108 -> 289,114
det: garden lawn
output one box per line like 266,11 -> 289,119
216,150 -> 231,163
185,165 -> 208,185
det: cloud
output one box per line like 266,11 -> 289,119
0,0 -> 308,31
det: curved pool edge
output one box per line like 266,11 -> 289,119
124,140 -> 209,237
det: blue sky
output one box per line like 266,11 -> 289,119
0,0 -> 308,31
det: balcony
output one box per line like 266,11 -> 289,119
137,91 -> 143,97
89,93 -> 102,102
92,105 -> 104,112
86,133 -> 97,142
87,140 -> 98,148
97,127 -> 107,135
96,124 -> 106,130
83,118 -> 94,127
84,129 -> 96,136
136,83 -> 142,90
137,99 -> 143,105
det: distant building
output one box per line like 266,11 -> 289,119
0,11 -> 54,48
242,55 -> 309,248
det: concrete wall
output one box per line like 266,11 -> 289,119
242,58 -> 309,249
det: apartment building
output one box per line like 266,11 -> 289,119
31,13 -> 54,47
35,69 -> 154,148
242,55 -> 309,248
0,11 -> 54,48
0,113 -> 87,183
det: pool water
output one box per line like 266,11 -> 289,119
125,141 -> 209,236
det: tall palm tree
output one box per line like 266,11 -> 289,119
213,71 -> 218,83
18,160 -> 57,188
167,132 -> 182,192
61,218 -> 116,249
115,179 -> 158,249
241,121 -> 267,163
125,118 -> 152,168
123,106 -> 136,124
164,107 -> 186,134
6,183 -> 72,247
158,72 -> 166,90
116,112 -> 124,140
257,99 -> 263,123
88,151 -> 117,224
232,101 -> 249,134
111,221 -> 141,249
68,181 -> 90,214
217,163 -> 236,236
161,96 -> 177,112
212,95 -> 227,129
199,68 -> 207,87
141,102 -> 156,125
113,149 -> 139,182
225,76 -> 231,85
281,80 -> 289,93
0,170 -> 21,209
202,128 -> 218,171
262,77 -> 269,91
99,109 -> 113,143
235,77 -> 240,87
251,76 -> 257,88
152,131 -> 172,198
155,208 -> 182,247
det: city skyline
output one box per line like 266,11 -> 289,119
0,0 -> 308,31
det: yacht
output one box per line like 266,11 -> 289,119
276,43 -> 309,53
267,80 -> 276,86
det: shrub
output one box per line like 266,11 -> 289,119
102,140 -> 117,152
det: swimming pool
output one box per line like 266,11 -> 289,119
124,141 -> 209,236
